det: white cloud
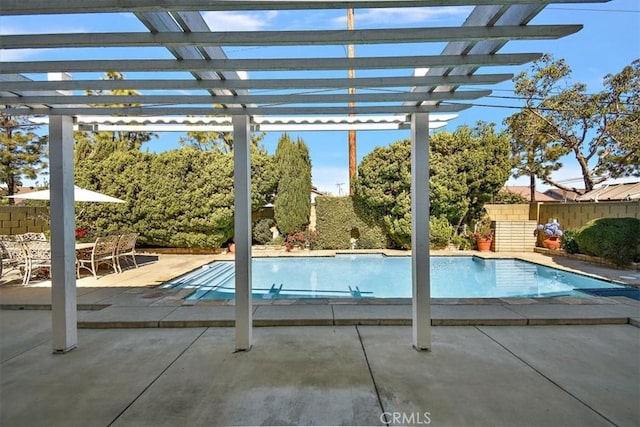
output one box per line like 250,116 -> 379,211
0,49 -> 37,61
202,11 -> 279,32
312,166 -> 349,196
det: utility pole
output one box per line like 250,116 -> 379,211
347,7 -> 356,195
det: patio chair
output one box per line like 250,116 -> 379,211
115,232 -> 139,273
22,240 -> 51,284
76,235 -> 119,279
18,232 -> 47,242
0,236 -> 30,285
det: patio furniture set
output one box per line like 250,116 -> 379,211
0,232 -> 139,285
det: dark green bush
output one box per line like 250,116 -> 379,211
560,228 -> 580,254
452,235 -> 474,250
429,216 -> 453,249
575,217 -> 640,266
269,235 -> 285,246
253,218 -> 274,244
315,196 -> 388,249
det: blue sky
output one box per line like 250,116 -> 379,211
2,1 -> 639,194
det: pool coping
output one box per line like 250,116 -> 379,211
1,291 -> 639,329
1,251 -> 639,329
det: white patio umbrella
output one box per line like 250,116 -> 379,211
7,185 -> 125,203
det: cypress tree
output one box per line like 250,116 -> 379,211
274,134 -> 312,236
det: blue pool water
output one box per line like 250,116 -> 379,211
161,255 -> 628,300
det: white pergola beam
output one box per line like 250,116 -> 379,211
409,5 -> 547,104
0,25 -> 581,49
0,74 -> 513,92
134,11 -> 245,102
0,90 -> 491,106
2,104 -> 471,116
0,0 -> 610,15
0,53 -> 542,74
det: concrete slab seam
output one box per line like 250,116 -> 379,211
156,305 -> 181,322
474,326 -> 619,427
106,327 -> 209,426
355,325 -> 389,425
0,304 -> 110,311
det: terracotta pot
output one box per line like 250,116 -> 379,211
228,243 -> 235,254
476,239 -> 492,252
542,236 -> 561,250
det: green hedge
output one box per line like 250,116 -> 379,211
314,196 -> 388,249
575,217 -> 640,266
75,148 -> 277,248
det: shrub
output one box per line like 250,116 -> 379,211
452,235 -> 474,250
575,217 -> 640,266
314,196 -> 388,249
494,189 -> 528,204
284,229 -> 317,251
429,216 -> 453,249
560,228 -> 580,254
269,235 -> 285,246
253,218 -> 274,244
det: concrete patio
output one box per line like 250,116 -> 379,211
1,315 -> 638,426
1,251 -> 639,426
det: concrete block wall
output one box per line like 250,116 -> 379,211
0,206 -> 49,235
492,220 -> 537,252
485,204 -> 532,221
539,201 -> 640,230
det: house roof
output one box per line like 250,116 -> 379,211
501,186 -> 556,203
576,182 -> 640,202
543,188 -> 583,202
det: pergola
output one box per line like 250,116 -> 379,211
0,0 -> 603,353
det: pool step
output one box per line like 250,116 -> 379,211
188,265 -> 236,300
163,262 -> 232,288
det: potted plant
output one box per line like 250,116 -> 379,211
536,220 -> 563,250
472,216 -> 493,252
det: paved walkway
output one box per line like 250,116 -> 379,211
1,251 -> 639,426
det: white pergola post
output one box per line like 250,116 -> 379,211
411,112 -> 431,351
49,115 -> 77,353
233,115 -> 252,351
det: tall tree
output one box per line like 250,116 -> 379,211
75,72 -> 156,163
274,134 -> 312,236
354,122 -> 511,248
0,114 -> 48,203
506,55 -> 640,193
179,129 -> 265,152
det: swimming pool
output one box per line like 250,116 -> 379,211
161,254 -> 629,300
